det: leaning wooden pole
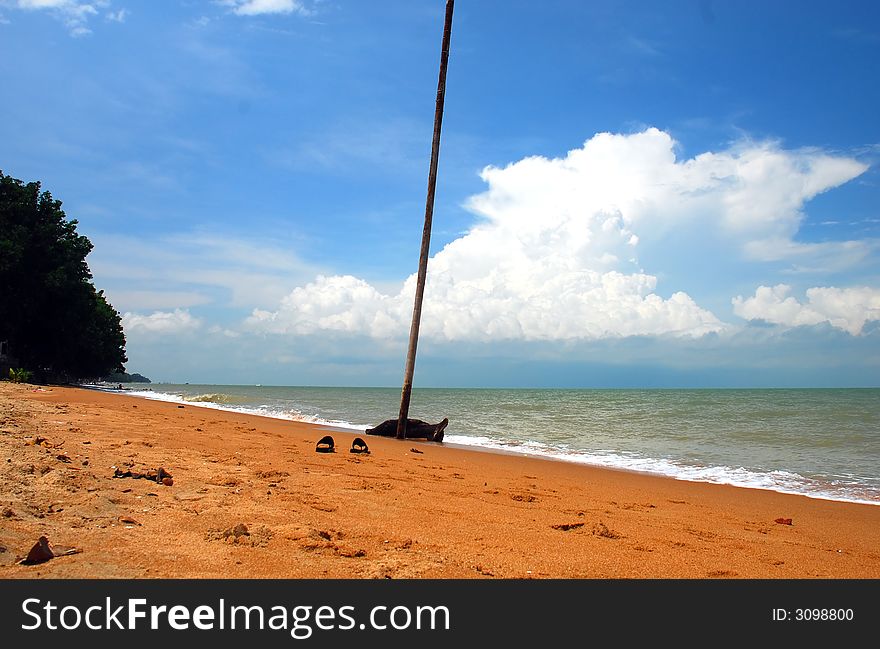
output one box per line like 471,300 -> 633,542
396,0 -> 454,439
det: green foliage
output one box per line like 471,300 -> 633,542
8,367 -> 33,383
0,171 -> 127,382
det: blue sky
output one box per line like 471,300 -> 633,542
2,0 -> 879,387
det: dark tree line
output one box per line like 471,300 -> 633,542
1,171 -> 127,382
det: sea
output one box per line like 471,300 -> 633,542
97,384 -> 880,506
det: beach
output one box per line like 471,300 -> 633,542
1,381 -> 878,579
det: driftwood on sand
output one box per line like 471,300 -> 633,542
367,417 -> 448,442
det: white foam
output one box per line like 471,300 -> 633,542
94,386 -> 367,432
443,434 -> 880,506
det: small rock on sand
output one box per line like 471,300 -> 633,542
20,536 -> 55,565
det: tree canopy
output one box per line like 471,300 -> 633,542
0,171 -> 127,382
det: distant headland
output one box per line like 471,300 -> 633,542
103,371 -> 151,384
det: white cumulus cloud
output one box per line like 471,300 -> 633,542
104,7 -> 124,22
246,128 -> 871,343
221,0 -> 309,16
732,285 -> 880,335
13,0 -> 112,36
248,275 -> 404,337
123,309 -> 203,335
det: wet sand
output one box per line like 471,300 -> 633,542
1,382 -> 878,578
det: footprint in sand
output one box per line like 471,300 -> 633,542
621,502 -> 657,511
206,523 -> 273,547
256,470 -> 290,480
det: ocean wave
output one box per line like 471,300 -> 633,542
118,388 -> 368,432
184,393 -> 246,405
443,433 -> 880,506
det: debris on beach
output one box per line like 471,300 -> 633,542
206,523 -> 249,543
592,522 -> 622,539
409,448 -> 424,454
473,564 -> 494,576
20,538 -> 53,565
118,516 -> 142,526
206,523 -> 273,547
366,417 -> 448,442
19,536 -> 82,565
774,517 -> 793,525
32,436 -> 63,448
551,522 -> 584,531
113,466 -> 174,486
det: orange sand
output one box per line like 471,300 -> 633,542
1,382 -> 878,578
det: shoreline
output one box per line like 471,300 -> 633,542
2,382 -> 879,578
85,383 -> 880,507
